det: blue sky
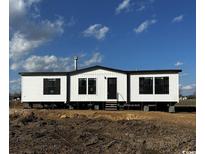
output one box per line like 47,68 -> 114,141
9,0 -> 195,95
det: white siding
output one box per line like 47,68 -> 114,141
130,74 -> 179,102
21,76 -> 67,103
70,69 -> 127,102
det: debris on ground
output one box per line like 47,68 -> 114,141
9,109 -> 196,154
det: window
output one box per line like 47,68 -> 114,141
155,77 -> 169,94
43,78 -> 60,95
78,78 -> 87,94
88,78 -> 96,94
139,77 -> 153,94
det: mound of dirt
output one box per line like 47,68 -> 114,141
9,109 -> 196,154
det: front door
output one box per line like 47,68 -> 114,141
107,78 -> 117,99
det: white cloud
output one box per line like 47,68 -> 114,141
11,52 -> 103,72
172,15 -> 184,23
83,52 -> 103,66
10,0 -> 41,27
116,0 -> 131,14
181,84 -> 195,90
10,52 -> 103,93
180,83 -> 196,96
22,55 -> 71,72
134,19 -> 157,34
9,0 -> 65,68
9,78 -> 21,93
10,18 -> 64,61
10,32 -> 43,60
175,61 -> 183,67
83,24 -> 109,40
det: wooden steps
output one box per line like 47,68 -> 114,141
105,102 -> 117,111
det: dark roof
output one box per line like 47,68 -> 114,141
19,65 -> 182,76
69,65 -> 127,75
128,69 -> 182,74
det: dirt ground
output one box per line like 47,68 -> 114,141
9,108 -> 195,154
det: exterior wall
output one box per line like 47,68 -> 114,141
70,69 -> 127,102
130,73 -> 179,102
21,75 -> 67,103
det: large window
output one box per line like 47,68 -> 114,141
43,78 -> 60,95
155,77 -> 169,94
78,78 -> 87,94
139,77 -> 153,94
88,78 -> 96,94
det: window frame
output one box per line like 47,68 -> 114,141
43,78 -> 61,95
78,78 -> 87,95
88,78 -> 97,95
139,77 -> 153,94
154,77 -> 169,94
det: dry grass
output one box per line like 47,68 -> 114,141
10,108 -> 196,128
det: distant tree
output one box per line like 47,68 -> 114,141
9,92 -> 21,101
187,91 -> 196,99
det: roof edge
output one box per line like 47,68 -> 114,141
69,65 -> 127,75
19,65 -> 182,76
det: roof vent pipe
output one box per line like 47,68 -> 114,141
74,56 -> 78,71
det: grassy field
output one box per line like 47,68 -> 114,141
177,99 -> 196,107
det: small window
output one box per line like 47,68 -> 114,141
88,78 -> 96,94
155,77 -> 169,94
78,78 -> 87,94
43,78 -> 60,95
139,77 -> 153,94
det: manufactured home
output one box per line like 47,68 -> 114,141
19,65 -> 181,112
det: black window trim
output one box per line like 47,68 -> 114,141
78,78 -> 87,95
43,78 -> 61,95
88,78 -> 97,95
139,77 -> 153,95
154,76 -> 169,95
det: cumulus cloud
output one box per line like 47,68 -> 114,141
23,55 -> 71,72
10,17 -> 64,60
172,15 -> 184,23
10,0 -> 41,28
116,0 -> 131,14
175,61 -> 183,67
10,52 -> 103,92
181,84 -> 195,90
180,84 -> 196,96
83,24 -> 109,40
11,52 -> 103,72
9,0 -> 65,66
134,19 -> 157,34
10,32 -> 43,60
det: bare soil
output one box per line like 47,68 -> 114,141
9,109 -> 195,154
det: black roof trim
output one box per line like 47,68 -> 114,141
128,69 -> 182,74
69,65 -> 127,75
19,72 -> 69,76
19,65 -> 182,76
